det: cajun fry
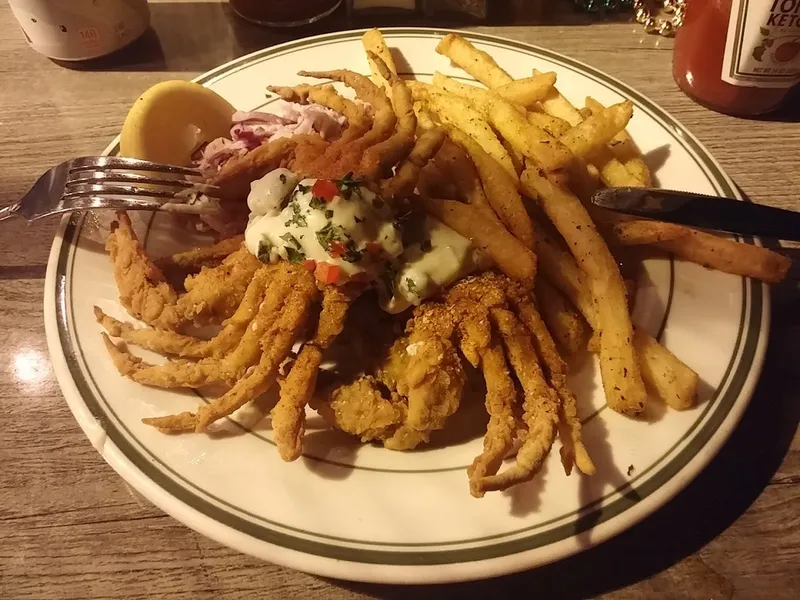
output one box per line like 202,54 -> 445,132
428,73 -> 572,171
363,28 -> 397,97
494,72 -> 558,108
585,96 -> 651,186
658,229 -> 791,283
436,33 -> 513,88
536,278 -> 588,355
410,83 -> 518,181
633,329 -> 699,410
560,100 -> 634,160
434,139 -> 498,223
604,218 -> 691,246
522,168 -> 647,415
443,124 -> 534,249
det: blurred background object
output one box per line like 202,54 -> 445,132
8,0 -> 150,61
230,0 -> 343,27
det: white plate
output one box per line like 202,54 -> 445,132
44,28 -> 769,584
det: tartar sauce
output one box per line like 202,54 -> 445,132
244,168 -> 486,310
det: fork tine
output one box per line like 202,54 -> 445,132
57,196 -> 222,216
68,156 -> 203,177
65,170 -> 220,194
62,183 -> 220,201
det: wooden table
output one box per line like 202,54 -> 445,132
1,2 -> 798,598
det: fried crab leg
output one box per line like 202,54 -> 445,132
380,127 -> 446,202
142,267 -> 319,434
106,211 -> 181,330
101,263 -> 309,389
466,337 -> 519,498
176,245 -> 263,326
478,307 -> 559,493
156,234 -> 245,273
95,265 -> 273,359
510,287 -> 595,476
297,68 -> 397,177
272,285 -> 355,462
106,212 -> 264,333
359,53 -> 417,180
267,83 -> 371,135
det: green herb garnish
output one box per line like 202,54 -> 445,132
324,209 -> 334,219
405,277 -> 418,295
280,232 -> 302,249
279,173 -> 287,184
284,202 -> 307,227
337,172 -> 364,200
309,196 -> 327,210
257,238 -> 272,263
381,263 -> 398,297
284,246 -> 306,264
296,183 -> 311,194
315,221 -> 339,251
340,239 -> 363,263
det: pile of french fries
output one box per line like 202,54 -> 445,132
362,30 -> 790,417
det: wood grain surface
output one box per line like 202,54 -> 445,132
1,2 -> 798,599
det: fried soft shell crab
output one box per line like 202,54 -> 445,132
96,57 -> 594,498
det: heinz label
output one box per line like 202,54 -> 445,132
722,0 -> 800,87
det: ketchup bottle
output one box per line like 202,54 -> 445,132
673,0 -> 800,116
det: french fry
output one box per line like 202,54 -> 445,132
428,73 -> 572,172
409,83 -> 518,181
534,69 -> 583,126
658,229 -> 791,283
536,278 -> 588,355
588,148 -> 644,188
633,329 -> 699,410
527,110 -> 572,138
421,196 -> 537,282
601,217 -> 691,246
585,96 -> 651,186
363,28 -> 396,97
560,101 -> 634,160
494,72 -> 558,108
533,221 -> 597,327
522,168 -> 647,415
443,125 -> 534,249
433,139 -> 499,224
432,71 -> 526,113
436,33 -> 513,88
531,70 -> 639,187
534,221 -> 699,409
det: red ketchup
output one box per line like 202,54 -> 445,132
673,0 -> 800,116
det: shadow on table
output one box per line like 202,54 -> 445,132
50,1 -> 634,74
328,249 -> 800,598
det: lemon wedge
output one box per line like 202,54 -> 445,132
120,80 -> 236,165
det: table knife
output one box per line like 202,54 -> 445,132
591,187 -> 800,242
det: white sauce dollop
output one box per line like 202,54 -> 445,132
243,169 -> 487,308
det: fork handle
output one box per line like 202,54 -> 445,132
0,202 -> 21,223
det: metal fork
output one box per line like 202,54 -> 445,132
0,156 -> 222,223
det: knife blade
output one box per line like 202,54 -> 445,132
591,187 -> 800,242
